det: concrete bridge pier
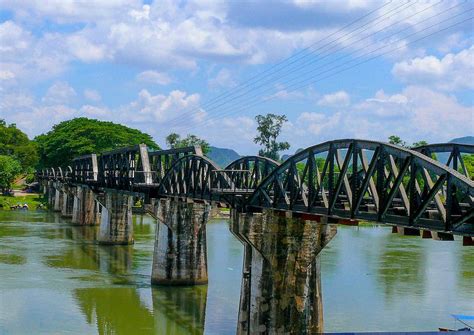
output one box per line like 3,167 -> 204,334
71,186 -> 98,225
151,198 -> 210,286
47,181 -> 56,208
53,184 -> 64,212
97,191 -> 134,245
230,210 -> 337,334
61,186 -> 74,218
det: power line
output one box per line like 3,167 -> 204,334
184,10 -> 473,131
171,0 -> 448,128
165,1 -> 402,127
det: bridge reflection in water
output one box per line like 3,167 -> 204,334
1,210 -> 473,333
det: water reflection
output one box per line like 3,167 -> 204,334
0,211 -> 473,334
376,233 -> 426,299
74,287 -> 156,334
152,286 -> 207,335
458,247 -> 474,296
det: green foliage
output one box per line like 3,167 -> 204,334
388,135 -> 428,149
0,155 -> 22,191
165,133 -> 210,155
411,140 -> 428,148
35,118 -> 159,168
0,119 -> 38,171
0,195 -> 47,210
388,135 -> 407,148
462,154 -> 474,180
254,113 -> 290,161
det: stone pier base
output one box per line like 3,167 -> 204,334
61,187 -> 74,218
151,198 -> 209,286
98,192 -> 134,245
71,186 -> 99,225
230,210 -> 337,334
47,181 -> 55,208
53,188 -> 64,212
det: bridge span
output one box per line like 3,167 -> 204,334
38,139 -> 473,334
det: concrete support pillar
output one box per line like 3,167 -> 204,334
71,186 -> 99,225
230,210 -> 337,334
98,192 -> 134,245
53,187 -> 64,212
47,181 -> 55,208
61,187 -> 74,218
72,186 -> 83,224
151,198 -> 209,286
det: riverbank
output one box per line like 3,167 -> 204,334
0,194 -> 47,210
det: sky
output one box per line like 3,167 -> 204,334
0,0 -> 473,155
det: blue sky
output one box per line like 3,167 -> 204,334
0,0 -> 473,154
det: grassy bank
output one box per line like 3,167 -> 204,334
0,194 -> 47,210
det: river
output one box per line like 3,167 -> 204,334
0,211 -> 472,334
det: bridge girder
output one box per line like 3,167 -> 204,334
248,139 -> 473,236
36,139 -> 474,236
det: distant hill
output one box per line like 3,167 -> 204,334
206,146 -> 240,167
450,136 -> 474,145
281,148 -> 304,161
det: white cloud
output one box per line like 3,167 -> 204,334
136,70 -> 172,85
42,82 -> 76,104
66,34 -> 107,62
208,69 -> 236,89
80,105 -> 109,117
392,45 -> 474,91
283,86 -> 473,149
83,89 -> 101,102
0,70 -> 15,80
296,112 -> 342,135
317,91 -> 350,107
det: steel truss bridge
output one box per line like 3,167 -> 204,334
39,139 -> 474,237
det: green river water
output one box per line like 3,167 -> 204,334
0,211 -> 472,334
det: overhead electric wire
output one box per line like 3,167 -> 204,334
165,0 -> 405,127
180,7 -> 473,130
170,0 -> 450,128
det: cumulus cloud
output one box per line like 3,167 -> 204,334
83,89 -> 101,102
136,70 -> 172,85
208,69 -> 236,89
317,91 -> 350,107
66,34 -> 107,62
392,45 -> 474,91
42,82 -> 76,104
283,86 -> 473,149
296,112 -> 342,135
80,105 -> 108,117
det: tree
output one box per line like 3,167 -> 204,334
165,133 -> 180,149
254,113 -> 290,161
35,118 -> 159,168
165,133 -> 210,155
0,119 -> 38,171
411,140 -> 428,148
0,155 -> 22,192
388,135 -> 429,149
388,135 -> 407,148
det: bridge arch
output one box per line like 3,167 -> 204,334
248,139 -> 473,236
413,143 -> 473,179
157,154 -> 230,201
224,156 -> 279,190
